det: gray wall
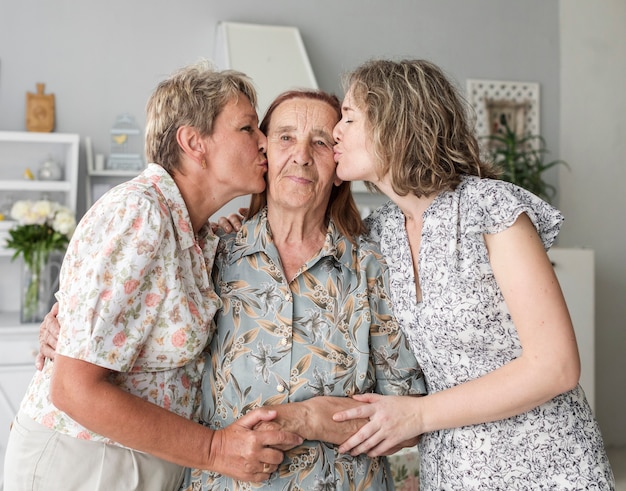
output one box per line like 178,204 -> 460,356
559,0 -> 626,447
1,0 -> 623,446
0,0 -> 561,215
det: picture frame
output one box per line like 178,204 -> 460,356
466,79 -> 540,146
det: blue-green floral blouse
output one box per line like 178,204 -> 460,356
182,208 -> 425,490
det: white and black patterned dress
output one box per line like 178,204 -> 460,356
366,176 -> 614,490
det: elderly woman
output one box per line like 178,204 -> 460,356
5,61 -> 301,491
182,89 -> 424,490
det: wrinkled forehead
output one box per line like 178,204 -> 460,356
269,98 -> 338,134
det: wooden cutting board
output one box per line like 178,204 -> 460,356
26,83 -> 55,132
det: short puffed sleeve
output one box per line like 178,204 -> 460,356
458,177 -> 564,250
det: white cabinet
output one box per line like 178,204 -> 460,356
0,318 -> 39,491
548,247 -> 595,412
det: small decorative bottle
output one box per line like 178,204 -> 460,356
38,156 -> 63,181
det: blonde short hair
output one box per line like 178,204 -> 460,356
145,60 -> 257,173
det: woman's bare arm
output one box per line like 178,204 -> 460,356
50,354 -> 302,481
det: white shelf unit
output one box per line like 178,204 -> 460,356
85,169 -> 140,206
0,131 -> 79,207
0,131 -> 79,257
84,139 -> 142,206
0,131 -> 79,490
88,169 -> 139,177
0,129 -> 79,306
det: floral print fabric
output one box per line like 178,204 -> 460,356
20,164 -> 221,443
366,176 -> 614,489
182,208 -> 426,491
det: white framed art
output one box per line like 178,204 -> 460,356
466,79 -> 540,143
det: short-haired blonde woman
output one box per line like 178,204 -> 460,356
4,61 -> 301,491
332,59 -> 614,490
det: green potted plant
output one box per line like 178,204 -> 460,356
483,115 -> 569,203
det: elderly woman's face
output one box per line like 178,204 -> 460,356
265,98 -> 340,212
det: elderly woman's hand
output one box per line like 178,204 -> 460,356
253,396 -> 369,447
35,302 -> 61,370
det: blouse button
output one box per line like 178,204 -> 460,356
280,337 -> 288,346
276,385 -> 285,393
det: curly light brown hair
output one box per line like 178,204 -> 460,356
145,59 -> 258,174
343,59 -> 499,197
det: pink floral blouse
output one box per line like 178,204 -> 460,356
20,164 -> 221,444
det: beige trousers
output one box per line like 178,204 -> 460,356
4,411 -> 185,491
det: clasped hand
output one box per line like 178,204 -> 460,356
332,393 -> 421,457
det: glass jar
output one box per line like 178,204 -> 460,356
38,157 -> 63,181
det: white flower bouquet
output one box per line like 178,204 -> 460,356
6,199 -> 76,321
